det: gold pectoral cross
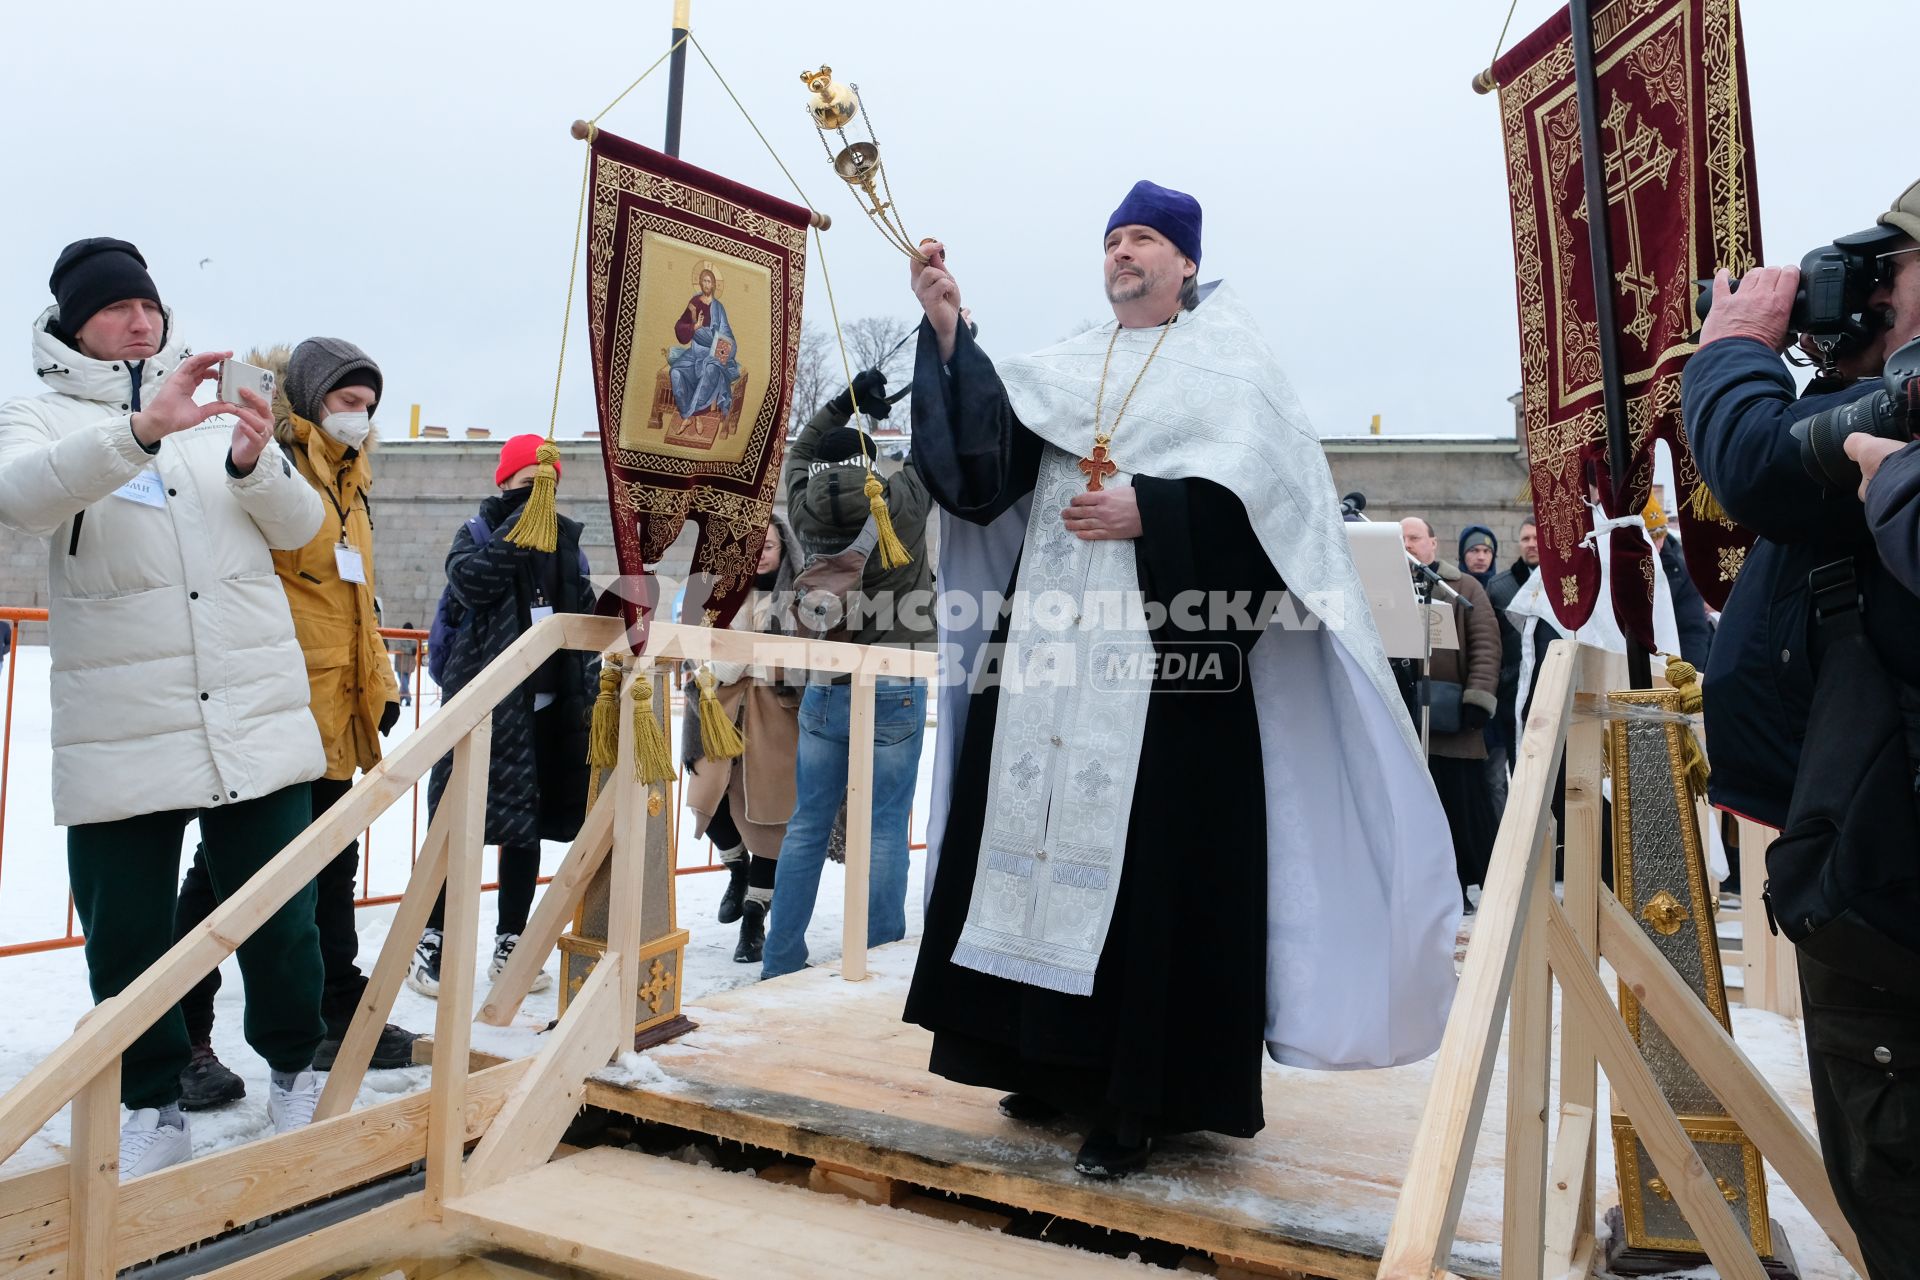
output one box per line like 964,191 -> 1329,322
1079,434 -> 1118,491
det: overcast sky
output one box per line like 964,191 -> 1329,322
1,0 -> 1909,441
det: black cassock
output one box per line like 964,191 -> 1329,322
902,323 -> 1285,1139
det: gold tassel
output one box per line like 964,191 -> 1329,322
1514,474 -> 1533,506
695,665 -> 746,761
628,669 -> 677,785
585,656 -> 622,809
864,469 -> 913,569
1664,655 -> 1711,796
1685,481 -> 1730,525
502,438 -> 562,552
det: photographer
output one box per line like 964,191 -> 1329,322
0,239 -> 329,1176
1682,179 -> 1920,1277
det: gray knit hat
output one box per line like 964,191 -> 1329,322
284,337 -> 382,424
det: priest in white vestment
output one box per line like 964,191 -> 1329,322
902,180 -> 1459,1178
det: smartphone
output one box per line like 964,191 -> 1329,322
218,359 -> 276,409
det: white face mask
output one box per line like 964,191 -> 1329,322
320,410 -> 370,448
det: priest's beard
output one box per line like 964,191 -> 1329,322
1105,263 -> 1168,306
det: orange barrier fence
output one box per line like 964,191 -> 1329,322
0,612 -> 928,958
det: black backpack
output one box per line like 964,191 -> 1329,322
1764,559 -> 1920,997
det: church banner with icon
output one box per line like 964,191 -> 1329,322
1492,0 -> 1759,638
583,126 -> 811,647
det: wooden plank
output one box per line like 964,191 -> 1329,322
0,1063 -> 527,1280
0,1164 -> 67,1280
476,785 -> 614,1026
1501,855 -> 1552,1278
319,817 -> 450,1120
195,1195 -> 435,1280
1735,820 -> 1800,1018
607,669 -> 650,1022
571,949 -> 1447,1280
1543,901 -> 1767,1280
842,674 -> 877,983
118,1059 -> 526,1270
446,1146 -> 1155,1278
1597,893 -> 1867,1275
425,718 -> 490,1213
461,956 -> 623,1194
607,617 -> 940,682
1378,641 -> 1576,1279
1540,1104 -> 1594,1280
1559,646 -> 1609,1257
0,615 -> 578,1168
66,1059 -> 117,1280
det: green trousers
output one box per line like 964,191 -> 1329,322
67,783 -> 324,1110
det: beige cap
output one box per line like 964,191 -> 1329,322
1880,178 -> 1920,242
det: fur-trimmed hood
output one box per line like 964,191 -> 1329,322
247,343 -> 381,454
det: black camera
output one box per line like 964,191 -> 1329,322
1696,225 -> 1903,365
1791,335 -> 1920,492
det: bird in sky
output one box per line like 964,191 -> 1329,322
198,258 -> 213,269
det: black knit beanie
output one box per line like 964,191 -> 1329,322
49,238 -> 161,339
815,426 -> 878,465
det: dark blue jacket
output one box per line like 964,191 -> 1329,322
1682,337 -> 1920,826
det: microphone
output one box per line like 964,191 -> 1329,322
1339,491 -> 1367,520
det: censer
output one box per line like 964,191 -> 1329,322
800,65 -> 929,263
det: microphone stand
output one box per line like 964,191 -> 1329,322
1341,500 -> 1472,757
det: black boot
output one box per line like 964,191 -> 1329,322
998,1093 -> 1064,1124
1074,1126 -> 1154,1179
179,1042 -> 246,1111
734,898 -> 766,964
716,854 -> 749,925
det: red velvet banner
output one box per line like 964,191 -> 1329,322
1493,0 -> 1760,641
583,128 -> 811,650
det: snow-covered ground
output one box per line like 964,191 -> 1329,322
0,643 -> 929,1171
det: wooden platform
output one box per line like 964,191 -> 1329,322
445,1146 -> 1155,1278
566,940 -> 1508,1279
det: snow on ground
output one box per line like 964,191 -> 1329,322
0,643 -> 927,1171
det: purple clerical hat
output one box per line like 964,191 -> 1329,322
1105,180 -> 1202,267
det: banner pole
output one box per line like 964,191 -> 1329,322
1570,0 -> 1652,687
664,0 -> 690,157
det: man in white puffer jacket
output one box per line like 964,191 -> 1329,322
0,239 -> 330,1177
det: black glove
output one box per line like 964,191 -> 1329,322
829,369 -> 891,421
1461,703 -> 1491,732
379,701 -> 401,736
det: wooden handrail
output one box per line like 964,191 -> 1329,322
1378,640 -> 1578,1277
0,612 -> 937,1165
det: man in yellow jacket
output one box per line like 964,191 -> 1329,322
172,337 -> 408,1108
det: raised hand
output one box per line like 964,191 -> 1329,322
130,350 -> 234,447
911,240 -> 963,363
227,388 -> 274,475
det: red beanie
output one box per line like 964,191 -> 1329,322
495,434 -> 560,488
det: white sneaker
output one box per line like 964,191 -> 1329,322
490,933 -> 552,993
268,1071 -> 322,1134
120,1108 -> 192,1178
406,927 -> 443,998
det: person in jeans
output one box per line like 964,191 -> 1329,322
408,435 -> 597,996
761,371 -> 933,979
0,238 -> 329,1176
393,624 -> 417,706
172,338 -> 410,1110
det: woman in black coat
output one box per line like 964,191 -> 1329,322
409,435 -> 598,997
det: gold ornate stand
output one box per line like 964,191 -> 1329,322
1605,687 -> 1794,1277
560,665 -> 695,1048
